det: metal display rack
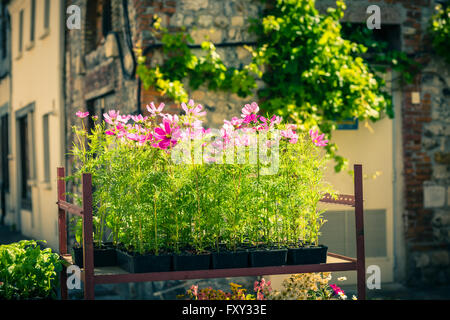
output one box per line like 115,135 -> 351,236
57,164 -> 366,300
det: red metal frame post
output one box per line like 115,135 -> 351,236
57,167 -> 68,300
82,173 -> 95,300
354,164 -> 366,300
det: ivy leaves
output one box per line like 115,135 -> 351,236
136,21 -> 258,103
429,4 -> 450,64
251,0 -> 392,171
135,0 -> 409,172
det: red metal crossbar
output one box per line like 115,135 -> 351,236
57,164 -> 366,300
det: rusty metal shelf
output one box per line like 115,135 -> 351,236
61,252 -> 356,285
57,164 -> 366,300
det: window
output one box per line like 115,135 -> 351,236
0,113 -> 9,192
85,0 -> 112,53
42,114 -> 50,183
44,0 -> 50,30
18,115 -> 31,209
16,104 -> 35,211
30,0 -> 36,43
18,9 -> 23,54
0,6 -> 7,60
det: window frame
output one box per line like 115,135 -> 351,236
0,105 -> 10,193
42,113 -> 50,185
15,103 -> 35,211
29,0 -> 36,43
17,9 -> 24,57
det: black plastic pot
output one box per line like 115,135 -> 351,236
211,250 -> 249,269
287,245 -> 328,265
116,249 -> 173,273
173,252 -> 211,271
249,248 -> 288,267
72,243 -> 117,268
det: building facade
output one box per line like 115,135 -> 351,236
4,0 -> 66,250
0,0 -> 11,228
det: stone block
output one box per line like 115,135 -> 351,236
198,15 -> 213,28
214,16 -> 229,28
169,13 -> 185,27
231,16 -> 245,27
433,164 -> 449,179
448,186 -> 450,206
435,152 -> 450,165
182,0 -> 208,11
424,185 -> 446,208
184,15 -> 195,27
432,210 -> 450,228
191,29 -> 222,44
431,251 -> 450,267
414,252 -> 430,268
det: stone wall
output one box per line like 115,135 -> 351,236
135,0 -> 262,127
408,56 -> 450,285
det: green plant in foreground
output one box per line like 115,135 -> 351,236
0,240 -> 62,300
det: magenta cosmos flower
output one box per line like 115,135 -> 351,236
103,110 -> 120,124
241,102 -> 259,116
76,111 -> 89,118
182,99 -> 206,117
281,128 -> 298,144
329,284 -> 345,296
153,119 -> 180,149
147,102 -> 165,117
131,114 -> 148,123
309,129 -> 328,147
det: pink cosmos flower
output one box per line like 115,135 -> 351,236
329,284 -> 344,296
190,285 -> 198,298
281,128 -> 298,144
243,114 -> 259,124
153,119 -> 180,149
286,124 -> 297,131
76,111 -> 89,118
224,117 -> 244,129
182,99 -> 207,117
118,114 -> 131,124
163,113 -> 180,126
103,110 -> 120,124
131,114 -> 148,123
270,115 -> 282,126
146,102 -> 165,117
309,129 -> 328,147
241,102 -> 259,116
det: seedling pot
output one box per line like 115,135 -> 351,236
72,243 -> 117,268
249,248 -> 288,267
173,251 -> 211,271
287,245 -> 328,265
116,249 -> 172,273
211,250 -> 249,269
